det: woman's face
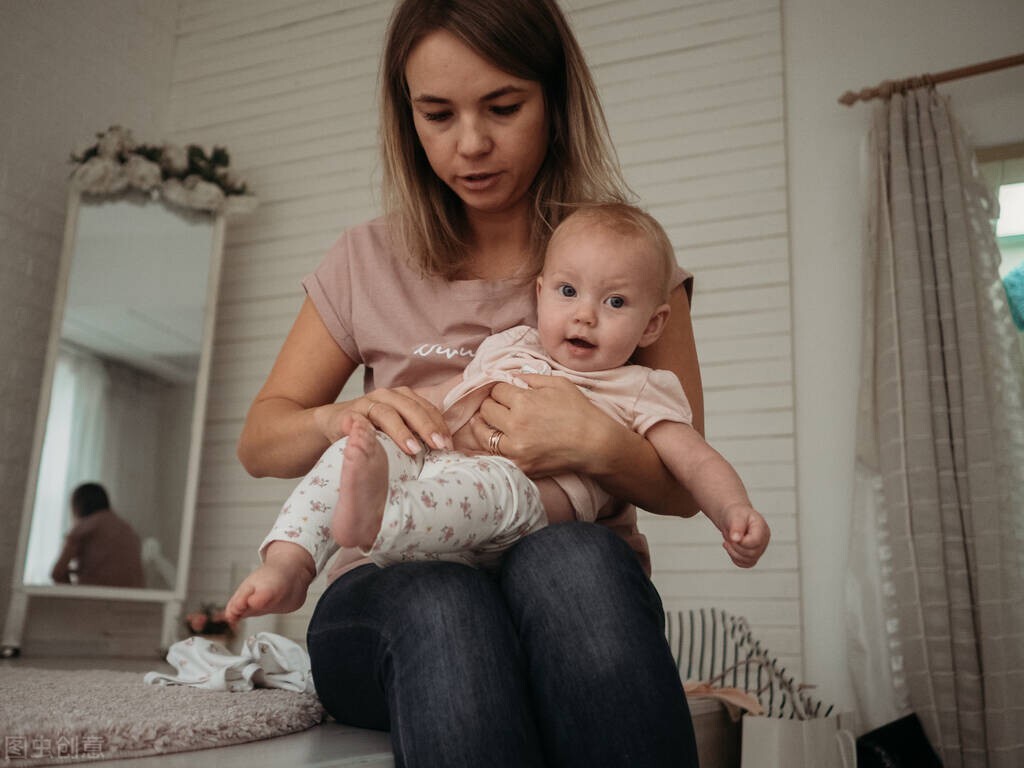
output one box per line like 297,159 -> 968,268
405,30 -> 548,222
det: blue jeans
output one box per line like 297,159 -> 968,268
307,522 -> 699,767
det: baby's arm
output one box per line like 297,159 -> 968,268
645,422 -> 770,568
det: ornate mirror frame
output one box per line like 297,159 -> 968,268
2,188 -> 226,655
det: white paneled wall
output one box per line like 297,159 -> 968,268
171,0 -> 800,670
168,0 -> 393,630
0,0 -> 180,653
572,0 -> 801,668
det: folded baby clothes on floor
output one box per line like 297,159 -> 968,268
144,631 -> 316,694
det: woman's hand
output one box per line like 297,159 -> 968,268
470,374 -> 613,477
316,387 -> 452,456
471,373 -> 689,515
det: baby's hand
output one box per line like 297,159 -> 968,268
225,558 -> 314,625
717,504 -> 770,568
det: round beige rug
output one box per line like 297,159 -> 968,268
0,668 -> 324,766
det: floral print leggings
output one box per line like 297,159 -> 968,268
259,431 -> 547,572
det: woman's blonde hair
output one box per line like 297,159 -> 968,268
380,0 -> 629,279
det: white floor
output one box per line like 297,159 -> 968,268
88,726 -> 394,768
85,726 -> 394,768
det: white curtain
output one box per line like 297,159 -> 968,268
100,360 -> 167,546
24,348 -> 109,584
848,87 -> 1024,767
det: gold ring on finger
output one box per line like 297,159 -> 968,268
365,402 -> 382,421
487,428 -> 505,457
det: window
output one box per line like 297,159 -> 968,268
979,144 -> 1024,336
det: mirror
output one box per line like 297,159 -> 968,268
23,195 -> 213,589
2,190 -> 225,653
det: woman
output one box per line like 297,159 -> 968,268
235,0 -> 703,764
51,483 -> 145,588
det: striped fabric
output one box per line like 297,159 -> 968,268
667,607 -> 829,719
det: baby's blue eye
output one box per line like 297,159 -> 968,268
559,284 -> 576,297
607,296 -> 625,308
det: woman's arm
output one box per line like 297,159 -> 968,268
237,299 -> 355,478
473,283 -> 703,518
237,298 -> 450,478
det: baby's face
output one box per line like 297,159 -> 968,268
536,221 -> 668,372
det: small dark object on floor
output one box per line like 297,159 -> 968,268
856,713 -> 942,768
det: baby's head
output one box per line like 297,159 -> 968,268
536,204 -> 674,372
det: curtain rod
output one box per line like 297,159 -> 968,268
838,51 -> 1024,106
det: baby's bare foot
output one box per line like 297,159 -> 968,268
332,414 -> 388,550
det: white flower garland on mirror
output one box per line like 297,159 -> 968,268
70,126 -> 258,215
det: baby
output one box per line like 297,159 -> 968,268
227,204 -> 769,622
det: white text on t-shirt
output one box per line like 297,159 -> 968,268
412,343 -> 476,361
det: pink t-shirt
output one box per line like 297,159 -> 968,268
443,325 -> 693,521
302,217 -> 693,579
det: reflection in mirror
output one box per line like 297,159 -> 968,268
22,196 -> 214,590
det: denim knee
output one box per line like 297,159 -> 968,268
309,561 -> 518,686
498,523 -> 697,767
502,519 -> 642,576
308,562 -> 544,767
501,522 -> 665,631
